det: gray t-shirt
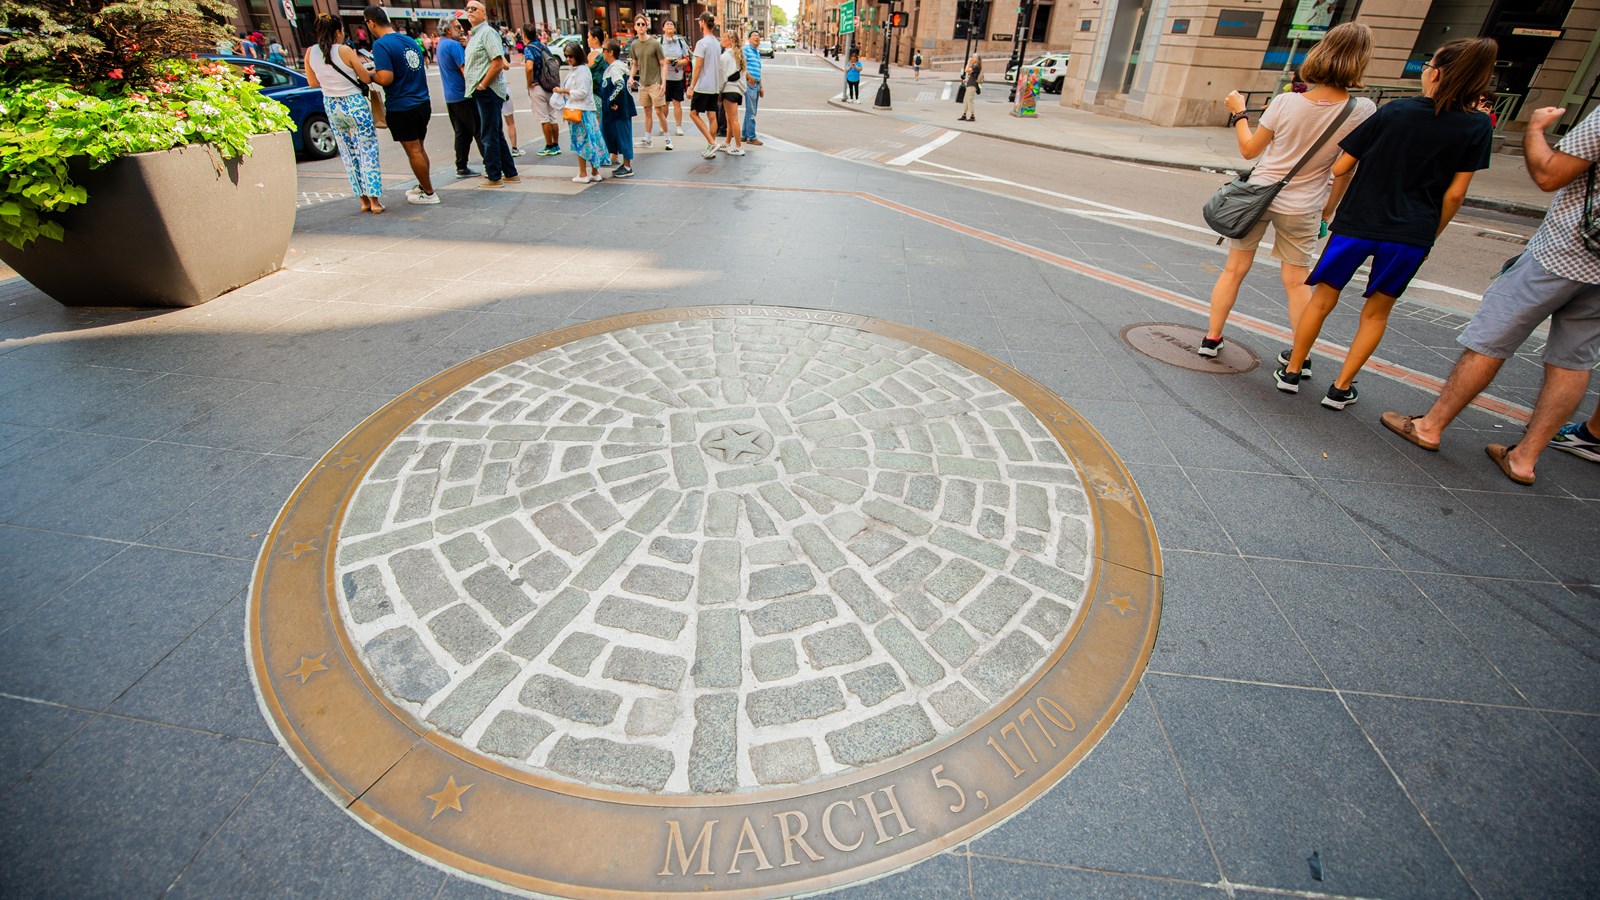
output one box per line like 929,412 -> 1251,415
661,36 -> 690,81
693,35 -> 721,93
1248,92 -> 1374,217
1528,107 -> 1600,284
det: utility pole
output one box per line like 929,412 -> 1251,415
874,2 -> 903,109
955,0 -> 982,106
1007,0 -> 1034,103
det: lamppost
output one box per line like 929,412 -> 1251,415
954,0 -> 982,107
873,4 -> 904,108
1006,0 -> 1035,103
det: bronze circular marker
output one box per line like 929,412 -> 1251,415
249,306 -> 1161,897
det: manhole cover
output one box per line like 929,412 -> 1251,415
251,306 -> 1160,898
1121,323 -> 1259,374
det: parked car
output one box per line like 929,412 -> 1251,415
1004,52 -> 1069,93
547,34 -> 583,57
207,55 -> 338,159
758,40 -> 775,58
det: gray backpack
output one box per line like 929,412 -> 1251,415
1202,98 -> 1355,239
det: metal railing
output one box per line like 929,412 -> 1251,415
1234,84 -> 1519,135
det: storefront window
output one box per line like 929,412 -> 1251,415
1260,0 -> 1360,70
953,0 -> 990,40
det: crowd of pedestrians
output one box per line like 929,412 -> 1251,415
1199,23 -> 1600,485
308,9 -> 770,202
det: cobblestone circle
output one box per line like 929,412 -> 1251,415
334,317 -> 1094,794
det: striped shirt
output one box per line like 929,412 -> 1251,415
743,43 -> 763,82
1527,107 -> 1600,284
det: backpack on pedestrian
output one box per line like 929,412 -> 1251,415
533,46 -> 561,91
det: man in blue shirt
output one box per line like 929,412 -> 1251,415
366,5 -> 438,204
437,19 -> 483,177
741,30 -> 764,145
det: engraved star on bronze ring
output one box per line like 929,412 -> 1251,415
249,306 -> 1161,898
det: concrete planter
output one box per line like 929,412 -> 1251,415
0,131 -> 296,308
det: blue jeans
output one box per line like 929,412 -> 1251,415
474,89 -> 517,181
742,83 -> 760,140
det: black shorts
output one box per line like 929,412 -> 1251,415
386,103 -> 431,143
722,91 -> 742,106
665,79 -> 686,102
691,91 -> 720,114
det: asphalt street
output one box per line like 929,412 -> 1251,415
293,51 -> 1541,321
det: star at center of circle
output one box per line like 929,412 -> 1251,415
699,424 -> 774,464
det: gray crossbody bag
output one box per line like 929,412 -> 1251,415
1202,98 -> 1355,240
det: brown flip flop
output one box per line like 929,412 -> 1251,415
1485,443 -> 1535,486
1381,411 -> 1439,451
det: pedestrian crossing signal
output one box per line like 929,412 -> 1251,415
888,11 -> 909,27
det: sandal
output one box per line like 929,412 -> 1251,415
1381,411 -> 1439,452
1485,443 -> 1535,486
367,202 -> 385,214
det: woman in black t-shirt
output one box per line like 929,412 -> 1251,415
1279,38 -> 1498,411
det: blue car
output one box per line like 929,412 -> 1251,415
207,55 -> 338,159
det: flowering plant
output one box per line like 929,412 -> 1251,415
0,0 -> 295,248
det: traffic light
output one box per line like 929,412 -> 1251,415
888,10 -> 908,27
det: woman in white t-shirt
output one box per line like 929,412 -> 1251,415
303,14 -> 383,213
717,31 -> 747,156
1200,22 -> 1376,371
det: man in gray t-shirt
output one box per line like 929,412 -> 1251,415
688,12 -> 722,157
1386,105 -> 1600,484
659,19 -> 691,137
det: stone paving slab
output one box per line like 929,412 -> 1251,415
0,130 -> 1596,899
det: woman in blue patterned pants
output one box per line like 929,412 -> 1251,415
305,15 -> 385,212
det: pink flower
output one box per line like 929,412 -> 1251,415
175,110 -> 187,118
154,82 -> 173,94
129,92 -> 146,101
242,65 -> 255,75
108,68 -> 123,79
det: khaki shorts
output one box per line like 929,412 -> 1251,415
1226,208 -> 1319,268
530,86 -> 558,125
640,82 -> 666,107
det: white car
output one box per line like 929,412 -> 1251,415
1004,53 -> 1069,93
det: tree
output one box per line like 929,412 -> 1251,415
770,6 -> 788,26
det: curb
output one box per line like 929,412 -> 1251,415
822,95 -> 1547,219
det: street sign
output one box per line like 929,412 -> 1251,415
840,0 -> 855,35
282,0 -> 296,23
1284,0 -> 1331,42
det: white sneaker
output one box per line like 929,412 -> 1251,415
675,126 -> 684,136
572,175 -> 590,183
405,187 -> 424,200
728,147 -> 746,156
590,173 -> 602,182
701,145 -> 716,159
713,142 -> 727,153
509,147 -> 526,157
664,138 -> 673,151
640,136 -> 652,148
407,191 -> 440,205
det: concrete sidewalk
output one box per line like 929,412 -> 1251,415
814,52 -> 1552,217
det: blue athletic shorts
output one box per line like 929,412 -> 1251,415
1307,234 -> 1430,298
